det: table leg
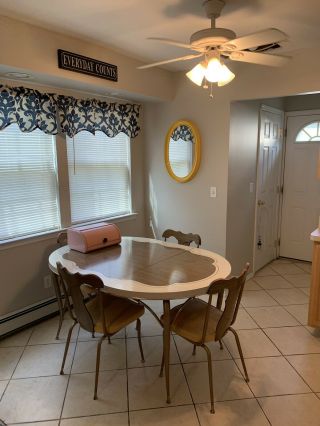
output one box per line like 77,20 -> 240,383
163,299 -> 171,404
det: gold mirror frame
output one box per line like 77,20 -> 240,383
165,119 -> 201,183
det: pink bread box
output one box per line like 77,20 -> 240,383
67,222 -> 121,253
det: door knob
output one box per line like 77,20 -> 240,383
257,199 -> 266,206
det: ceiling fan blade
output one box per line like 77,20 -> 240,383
147,37 -> 203,52
221,28 -> 287,52
229,50 -> 290,67
137,53 -> 203,69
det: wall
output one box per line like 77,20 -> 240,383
144,47 -> 320,267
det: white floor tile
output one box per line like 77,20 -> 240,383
77,328 -> 125,341
130,405 -> 199,426
233,309 -> 259,330
0,380 -> 8,399
0,375 -> 68,423
184,360 -> 253,403
128,364 -> 192,410
246,306 -> 299,328
282,273 -> 311,288
13,343 -> 75,379
71,339 -> 126,374
259,393 -> 320,426
126,312 -> 162,337
270,263 -> 305,275
253,275 -> 293,290
0,328 -> 33,348
300,287 -> 310,296
266,288 -> 309,305
0,347 -> 24,380
223,329 -> 280,359
174,335 -> 231,363
241,291 -> 278,308
61,412 -> 128,425
264,326 -> 320,355
287,354 -> 320,392
196,399 -> 270,426
127,335 -> 179,368
255,266 -> 279,276
294,262 -> 312,273
28,317 -> 79,345
236,356 -> 310,397
15,422 -> 59,426
62,370 -> 127,418
284,305 -> 309,325
244,279 -> 261,291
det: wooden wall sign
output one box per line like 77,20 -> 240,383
57,49 -> 118,82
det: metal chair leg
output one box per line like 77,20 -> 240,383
202,344 -> 215,414
192,344 -> 197,355
136,318 -> 145,362
229,327 -> 249,382
60,321 -> 77,374
94,335 -> 106,400
53,274 -> 64,340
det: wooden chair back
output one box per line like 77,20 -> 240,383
162,229 -> 201,248
57,231 -> 68,245
201,263 -> 250,342
57,262 -> 104,334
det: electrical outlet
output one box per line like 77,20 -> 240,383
43,274 -> 52,289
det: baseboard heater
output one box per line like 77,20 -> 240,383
0,297 -> 59,337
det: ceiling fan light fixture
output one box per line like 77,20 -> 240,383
217,64 -> 235,86
204,56 -> 223,82
186,62 -> 206,86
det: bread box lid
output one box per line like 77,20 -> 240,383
67,222 -> 121,252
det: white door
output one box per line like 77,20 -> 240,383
280,112 -> 320,261
254,107 -> 284,271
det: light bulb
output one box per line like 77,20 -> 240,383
186,63 -> 206,86
204,57 -> 223,83
217,64 -> 235,86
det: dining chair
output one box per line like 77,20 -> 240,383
53,232 -> 96,339
161,263 -> 250,414
162,229 -> 201,247
57,262 -> 145,399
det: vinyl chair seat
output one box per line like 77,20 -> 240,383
87,295 -> 144,335
162,298 -> 223,343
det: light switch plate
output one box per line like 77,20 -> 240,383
210,187 -> 217,198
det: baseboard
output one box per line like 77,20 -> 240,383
0,298 -> 59,336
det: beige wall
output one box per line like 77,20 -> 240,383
144,47 -> 320,266
0,15 -> 174,101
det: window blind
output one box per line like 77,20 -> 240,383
67,131 -> 131,224
169,139 -> 193,178
0,125 -> 60,241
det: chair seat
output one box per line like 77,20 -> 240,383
165,298 -> 222,343
86,295 -> 144,335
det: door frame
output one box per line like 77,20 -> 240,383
279,109 -> 320,260
252,104 -> 285,273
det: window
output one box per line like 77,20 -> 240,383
67,131 -> 132,224
0,125 -> 60,240
296,121 -> 320,143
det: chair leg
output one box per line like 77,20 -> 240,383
60,321 -> 77,374
94,335 -> 106,400
53,274 -> 64,340
108,336 -> 111,344
136,318 -> 145,362
229,327 -> 249,382
219,340 -> 223,350
202,344 -> 215,414
192,344 -> 197,355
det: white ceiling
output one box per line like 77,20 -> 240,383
1,0 -> 320,71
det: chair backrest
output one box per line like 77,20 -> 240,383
57,231 -> 68,245
203,263 -> 250,342
57,262 -> 104,333
162,229 -> 201,248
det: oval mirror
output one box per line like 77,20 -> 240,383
165,120 -> 201,183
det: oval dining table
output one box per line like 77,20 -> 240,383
48,236 -> 231,404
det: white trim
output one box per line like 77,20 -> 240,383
261,104 -> 285,117
0,213 -> 138,251
286,109 -> 320,117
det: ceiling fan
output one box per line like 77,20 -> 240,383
138,0 -> 290,92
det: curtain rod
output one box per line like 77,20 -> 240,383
0,77 -> 141,105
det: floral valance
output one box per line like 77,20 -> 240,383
0,85 -> 141,138
170,124 -> 194,142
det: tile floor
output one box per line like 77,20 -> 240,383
1,258 -> 320,425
